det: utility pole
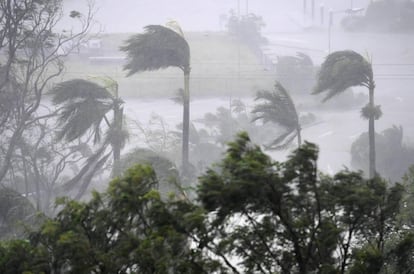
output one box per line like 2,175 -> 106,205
303,0 -> 307,15
320,4 -> 325,25
328,9 -> 333,53
311,0 -> 315,20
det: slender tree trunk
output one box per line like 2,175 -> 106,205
182,68 -> 190,175
33,161 -> 41,211
21,149 -> 30,198
368,82 -> 376,179
112,82 -> 123,175
297,127 -> 302,147
113,105 -> 123,163
0,125 -> 24,183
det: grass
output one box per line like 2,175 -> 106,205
62,31 -> 274,99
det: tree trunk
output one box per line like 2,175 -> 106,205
0,125 -> 24,183
112,82 -> 122,175
182,68 -> 190,175
113,105 -> 123,163
297,126 -> 302,148
368,83 -> 376,179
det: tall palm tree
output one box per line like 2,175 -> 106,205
252,81 -> 302,150
120,23 -> 191,174
52,79 -> 127,194
313,50 -> 380,178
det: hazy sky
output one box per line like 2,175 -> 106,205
63,0 -> 369,33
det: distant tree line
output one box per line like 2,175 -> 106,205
225,10 -> 267,54
342,0 -> 414,32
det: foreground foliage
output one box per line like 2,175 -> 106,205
0,133 -> 412,273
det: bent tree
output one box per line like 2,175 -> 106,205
313,50 -> 380,178
51,78 -> 127,196
120,23 -> 191,175
252,81 -> 302,149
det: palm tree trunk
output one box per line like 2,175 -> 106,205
113,105 -> 123,163
112,82 -> 122,171
182,68 -> 190,175
297,126 -> 302,148
368,83 -> 376,179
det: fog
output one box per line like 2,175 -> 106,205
58,0 -> 414,178
63,0 -> 370,33
3,1 -> 414,270
2,0 -> 414,217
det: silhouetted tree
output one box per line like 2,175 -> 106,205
120,24 -> 191,175
252,81 -> 302,149
313,50 -> 379,178
52,78 -> 127,196
0,0 -> 93,184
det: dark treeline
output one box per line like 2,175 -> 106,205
1,133 -> 414,273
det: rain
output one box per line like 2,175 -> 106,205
1,0 -> 414,272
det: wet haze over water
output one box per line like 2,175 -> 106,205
62,0 -> 414,175
63,0 -> 371,33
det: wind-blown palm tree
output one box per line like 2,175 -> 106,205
252,81 -> 302,150
120,23 -> 191,174
313,50 -> 380,178
52,78 -> 127,195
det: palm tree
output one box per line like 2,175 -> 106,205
252,81 -> 302,150
120,23 -> 191,174
313,50 -> 380,178
51,78 -> 127,195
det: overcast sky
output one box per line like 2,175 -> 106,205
62,0 -> 370,33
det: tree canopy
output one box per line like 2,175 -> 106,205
0,133 -> 411,273
252,81 -> 302,149
121,25 -> 190,75
313,50 -> 373,102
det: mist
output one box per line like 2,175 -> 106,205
2,0 -> 414,271
60,0 -> 413,176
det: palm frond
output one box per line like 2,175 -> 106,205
51,79 -> 113,104
313,50 -> 373,101
52,79 -> 115,143
74,152 -> 112,200
121,25 -> 190,76
56,98 -> 113,143
60,144 -> 109,192
252,81 -> 301,150
264,130 -> 298,150
252,81 -> 299,128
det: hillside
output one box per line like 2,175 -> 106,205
63,32 -> 274,98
